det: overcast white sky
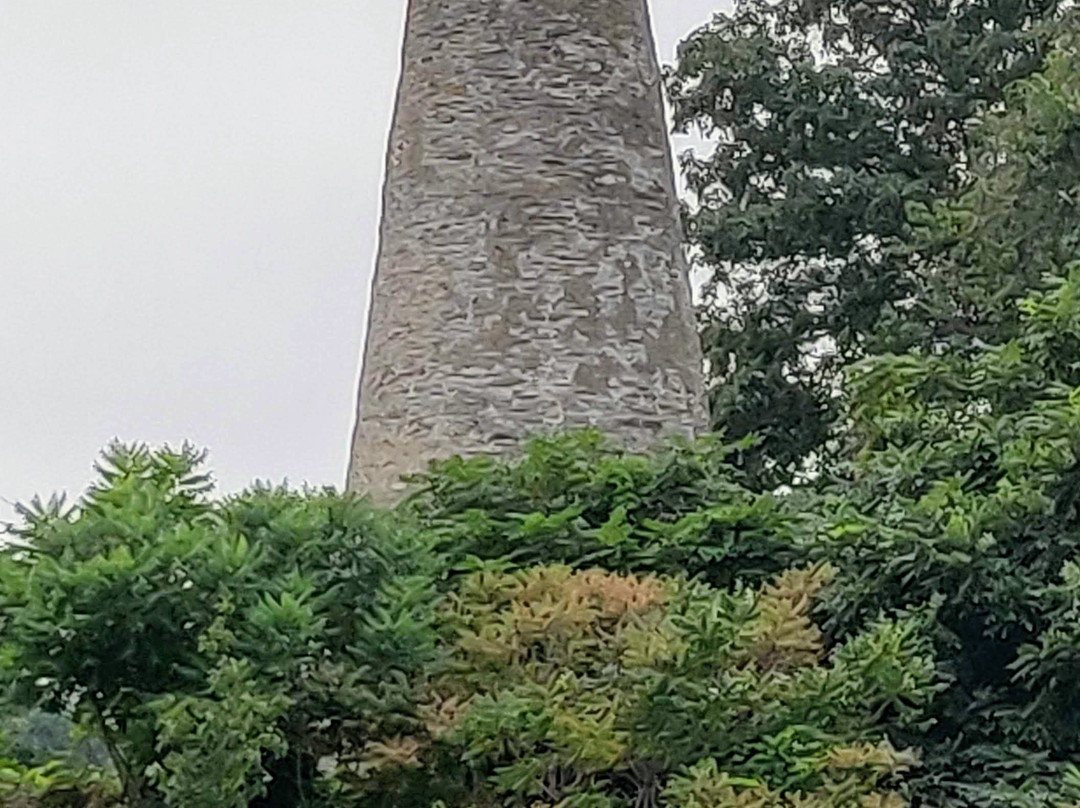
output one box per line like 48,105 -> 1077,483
0,1 -> 729,521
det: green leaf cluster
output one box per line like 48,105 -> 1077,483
0,443 -> 439,808
403,431 -> 804,589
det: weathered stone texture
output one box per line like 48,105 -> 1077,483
349,0 -> 707,500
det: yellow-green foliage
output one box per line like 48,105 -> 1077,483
340,565 -> 932,808
448,566 -> 673,671
0,757 -> 119,808
661,748 -> 916,808
736,565 -> 834,673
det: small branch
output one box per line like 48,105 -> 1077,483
91,702 -> 147,808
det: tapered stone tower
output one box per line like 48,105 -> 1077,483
349,0 -> 707,500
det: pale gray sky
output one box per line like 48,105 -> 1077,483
0,1 -> 727,520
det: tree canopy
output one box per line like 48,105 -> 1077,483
667,0 -> 1065,485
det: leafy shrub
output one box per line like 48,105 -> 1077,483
403,431 -> 807,589
0,438 -> 937,808
332,564 -> 934,808
0,756 -> 119,808
0,444 -> 438,808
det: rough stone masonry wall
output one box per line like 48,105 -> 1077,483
349,0 -> 707,500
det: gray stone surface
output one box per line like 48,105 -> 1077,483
348,0 -> 707,501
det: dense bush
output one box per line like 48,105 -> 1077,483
403,431 -> 807,589
1,439 -> 936,808
0,413 -> 1077,807
0,444 -> 438,808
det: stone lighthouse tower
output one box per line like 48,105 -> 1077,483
348,0 -> 707,500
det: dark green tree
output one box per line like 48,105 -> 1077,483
809,23 -> 1080,806
667,0 -> 1063,486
